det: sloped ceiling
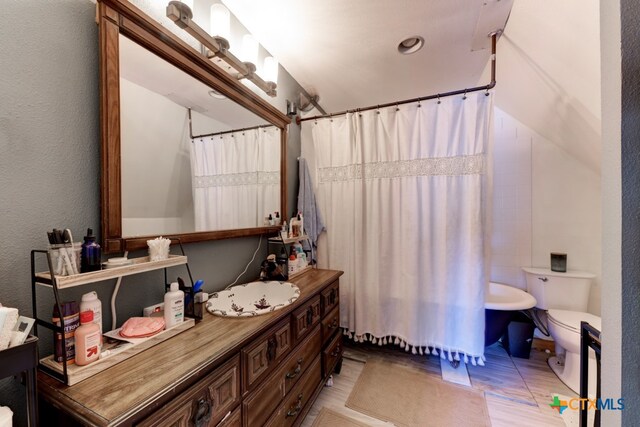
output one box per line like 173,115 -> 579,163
219,0 -> 600,172
484,0 -> 601,173
221,0 -> 512,113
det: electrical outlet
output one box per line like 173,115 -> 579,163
143,302 -> 164,317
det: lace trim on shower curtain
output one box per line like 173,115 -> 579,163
317,154 -> 485,183
341,329 -> 487,366
193,171 -> 280,188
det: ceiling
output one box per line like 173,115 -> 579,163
219,0 -> 601,173
221,0 -> 514,114
119,34 -> 268,132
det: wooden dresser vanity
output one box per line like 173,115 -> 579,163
39,269 -> 343,426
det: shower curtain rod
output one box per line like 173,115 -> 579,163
188,108 -> 272,140
298,32 -> 499,124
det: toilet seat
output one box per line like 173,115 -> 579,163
547,309 -> 601,333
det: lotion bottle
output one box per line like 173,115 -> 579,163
80,291 -> 102,333
75,311 -> 101,366
164,282 -> 184,328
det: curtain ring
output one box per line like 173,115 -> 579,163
376,105 -> 380,115
330,113 -> 333,122
418,100 -> 422,108
485,88 -> 490,97
395,103 -> 400,112
358,108 -> 362,117
437,94 -> 441,105
462,89 -> 467,100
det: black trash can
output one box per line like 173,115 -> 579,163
502,311 -> 536,359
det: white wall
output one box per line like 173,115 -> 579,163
489,0 -> 601,174
491,108 -> 532,289
491,107 -> 602,314
121,78 -> 195,236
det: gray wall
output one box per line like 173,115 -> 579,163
0,1 -> 303,425
601,1 -> 640,425
620,0 -> 640,424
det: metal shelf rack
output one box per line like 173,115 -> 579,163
30,239 -> 194,385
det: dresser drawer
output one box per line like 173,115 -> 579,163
138,355 -> 240,427
292,295 -> 321,343
264,356 -> 322,427
322,332 -> 343,378
242,325 -> 321,427
321,306 -> 340,343
218,406 -> 241,427
320,280 -> 339,315
242,317 -> 292,392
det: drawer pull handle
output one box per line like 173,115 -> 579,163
329,318 -> 339,329
329,288 -> 336,305
285,358 -> 303,379
267,337 -> 277,361
194,398 -> 212,427
286,393 -> 303,418
306,307 -> 313,326
538,276 -> 548,282
331,345 -> 341,358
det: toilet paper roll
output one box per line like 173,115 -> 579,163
0,406 -> 13,427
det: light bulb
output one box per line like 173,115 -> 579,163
210,4 -> 230,41
241,34 -> 259,65
263,56 -> 278,83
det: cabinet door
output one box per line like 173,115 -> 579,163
218,406 -> 241,427
138,356 -> 240,427
321,306 -> 340,344
242,318 -> 292,392
292,296 -> 321,343
242,325 -> 321,427
320,280 -> 340,316
322,333 -> 343,378
264,356 -> 321,427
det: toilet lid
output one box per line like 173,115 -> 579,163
548,309 -> 601,333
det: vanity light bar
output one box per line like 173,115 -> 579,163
166,1 -> 277,97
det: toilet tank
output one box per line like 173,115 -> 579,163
522,267 -> 595,311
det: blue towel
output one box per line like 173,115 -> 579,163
297,158 -> 325,247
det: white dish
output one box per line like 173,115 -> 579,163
207,281 -> 300,317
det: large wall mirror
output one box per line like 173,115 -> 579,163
98,0 -> 290,253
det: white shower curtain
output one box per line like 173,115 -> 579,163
191,126 -> 280,230
301,92 -> 493,364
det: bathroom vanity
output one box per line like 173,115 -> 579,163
38,269 -> 343,426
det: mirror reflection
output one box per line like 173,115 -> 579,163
119,35 -> 281,237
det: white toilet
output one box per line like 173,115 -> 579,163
523,267 -> 600,394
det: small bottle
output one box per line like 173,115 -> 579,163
274,212 -> 281,226
268,214 -> 274,226
52,301 -> 80,364
81,228 -> 101,273
281,221 -> 288,240
164,282 -> 184,328
290,214 -> 301,238
80,291 -> 102,334
288,253 -> 298,275
298,212 -> 304,237
75,311 -> 101,366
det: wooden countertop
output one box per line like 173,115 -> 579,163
38,269 -> 343,426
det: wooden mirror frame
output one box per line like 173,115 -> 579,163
97,0 -> 290,253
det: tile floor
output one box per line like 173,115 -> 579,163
302,340 -> 577,426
